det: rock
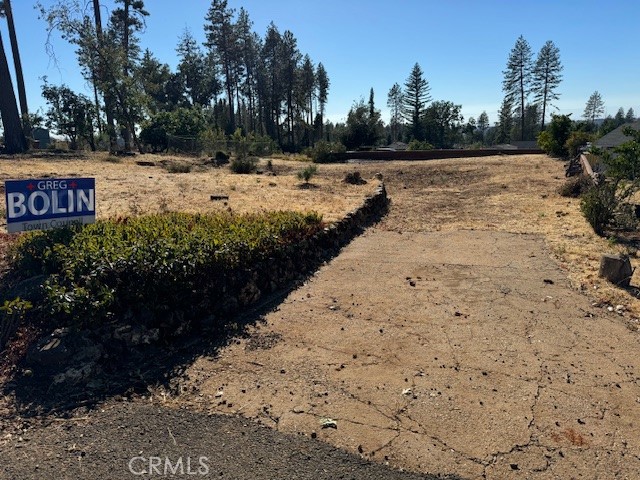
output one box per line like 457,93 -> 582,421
238,281 -> 261,306
52,363 -> 95,385
26,335 -> 72,366
599,254 -> 633,287
113,324 -> 160,347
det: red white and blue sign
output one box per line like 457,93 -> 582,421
5,178 -> 95,233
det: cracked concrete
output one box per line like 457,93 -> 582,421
176,229 -> 640,479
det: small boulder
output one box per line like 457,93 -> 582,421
599,254 -> 633,287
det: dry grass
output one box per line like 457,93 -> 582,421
0,152 -> 375,225
1,151 -> 639,324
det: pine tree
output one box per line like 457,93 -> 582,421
502,35 -> 532,140
387,83 -> 403,142
495,97 -> 513,144
315,62 -> 329,139
402,63 -> 431,141
531,40 -> 562,130
477,111 -> 489,131
205,0 -> 239,133
614,107 -> 625,127
176,29 -> 218,107
626,108 -> 636,123
583,91 -> 604,124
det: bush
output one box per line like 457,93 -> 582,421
565,131 -> 595,157
537,114 -> 573,158
297,165 -> 318,184
580,183 -> 617,235
407,140 -> 434,151
0,298 -> 32,350
215,151 -> 230,162
9,211 -> 324,329
140,108 -> 207,153
307,141 -> 346,163
558,174 -> 592,198
230,156 -> 258,174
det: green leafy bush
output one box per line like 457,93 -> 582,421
9,211 -> 323,328
230,156 -> 258,174
407,140 -> 434,151
565,131 -> 595,157
537,114 -> 572,158
307,141 -> 346,163
580,183 -> 617,235
0,298 -> 32,349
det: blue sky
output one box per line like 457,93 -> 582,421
3,0 -> 639,127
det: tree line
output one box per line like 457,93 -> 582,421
329,36 -> 565,150
1,12 -> 637,155
0,0 -> 331,154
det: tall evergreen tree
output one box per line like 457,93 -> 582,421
583,91 -> 604,125
205,0 -> 239,133
235,8 -> 259,132
138,49 -> 173,113
176,29 -> 218,107
531,40 -> 562,130
387,82 -> 403,143
495,97 -> 514,144
315,62 -> 329,139
280,30 -> 301,148
297,54 -> 316,145
614,107 -> 625,127
402,62 -> 431,141
477,111 -> 490,132
502,35 -> 532,140
110,0 -> 148,150
626,108 -> 636,123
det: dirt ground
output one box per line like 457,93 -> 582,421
168,154 -> 639,478
1,153 -> 640,479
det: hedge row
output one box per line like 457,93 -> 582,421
7,211 -> 323,331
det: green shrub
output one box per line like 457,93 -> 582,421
580,183 -> 617,235
9,211 -> 323,329
297,165 -> 318,184
558,174 -> 592,198
565,131 -> 595,157
0,298 -> 32,349
407,140 -> 434,151
230,156 -> 258,174
537,114 -> 572,158
307,141 -> 346,163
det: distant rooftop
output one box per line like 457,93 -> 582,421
595,121 -> 640,149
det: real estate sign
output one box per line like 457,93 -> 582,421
5,178 -> 96,233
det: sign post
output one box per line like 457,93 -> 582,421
5,178 -> 96,233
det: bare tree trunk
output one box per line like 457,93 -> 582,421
3,0 -> 28,137
121,0 -> 132,151
0,31 -> 27,153
92,0 -> 118,153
